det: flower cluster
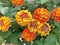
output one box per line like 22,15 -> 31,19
11,0 -> 24,6
21,28 -> 36,42
0,16 -> 11,32
15,8 -> 52,42
52,7 -> 60,22
1,7 -> 60,42
37,23 -> 51,36
15,10 -> 32,26
33,8 -> 50,23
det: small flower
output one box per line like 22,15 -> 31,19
11,0 -> 24,6
21,28 -> 36,42
52,7 -> 60,22
33,8 -> 50,23
0,16 -> 11,32
15,10 -> 32,26
28,19 -> 39,32
37,23 -> 51,36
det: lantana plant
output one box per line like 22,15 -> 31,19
0,0 -> 60,45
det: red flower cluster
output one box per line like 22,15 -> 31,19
21,28 -> 36,42
52,7 -> 60,22
33,8 -> 50,23
11,0 -> 24,6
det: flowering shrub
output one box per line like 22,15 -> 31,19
0,0 -> 60,45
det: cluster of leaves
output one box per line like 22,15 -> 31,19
0,0 -> 60,45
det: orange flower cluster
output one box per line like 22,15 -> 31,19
21,28 -> 36,42
11,0 -> 24,6
33,8 -> 50,23
52,7 -> 60,22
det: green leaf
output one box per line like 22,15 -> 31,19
25,0 -> 34,4
33,42 -> 37,45
0,36 -> 5,44
18,41 -> 23,45
0,30 -> 12,39
44,33 -> 57,45
0,0 -> 12,7
0,40 -> 4,44
52,27 -> 59,34
54,22 -> 60,34
52,0 -> 60,4
0,31 -> 3,36
40,0 -> 48,4
5,12 -> 16,22
6,33 -> 20,44
47,4 -> 55,12
0,7 -> 9,15
57,35 -> 60,43
35,39 -> 44,45
12,22 -> 21,31
34,0 -> 41,4
0,0 -> 10,3
56,41 -> 59,45
24,41 -> 31,45
26,4 -> 38,13
54,22 -> 60,27
12,21 -> 27,32
48,17 -> 54,24
2,30 -> 12,39
5,7 -> 21,22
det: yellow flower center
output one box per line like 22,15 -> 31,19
0,20 -> 4,26
21,12 -> 28,18
30,21 -> 37,28
41,25 -> 48,33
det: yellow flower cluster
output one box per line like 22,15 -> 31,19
27,19 -> 38,32
37,23 -> 51,36
28,19 -> 51,36
15,10 -> 32,26
0,16 -> 11,32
